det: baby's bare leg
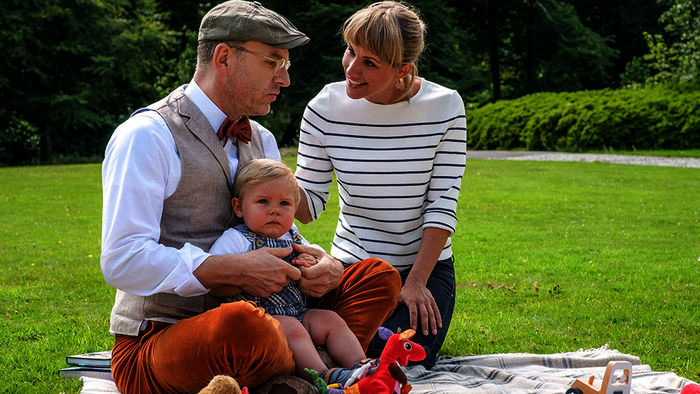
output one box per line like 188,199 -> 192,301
273,315 -> 327,379
303,309 -> 366,368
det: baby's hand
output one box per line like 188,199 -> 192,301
292,253 -> 317,268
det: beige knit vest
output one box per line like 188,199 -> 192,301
109,85 -> 266,336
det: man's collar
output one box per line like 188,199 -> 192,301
184,80 -> 227,133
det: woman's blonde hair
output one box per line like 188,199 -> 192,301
233,159 -> 300,205
342,1 -> 426,101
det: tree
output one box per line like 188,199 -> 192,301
568,0 -> 666,87
0,0 -> 676,165
620,0 -> 699,86
454,0 -> 619,102
410,0 -> 489,104
650,0 -> 699,84
0,0 -> 176,165
507,0 -> 617,96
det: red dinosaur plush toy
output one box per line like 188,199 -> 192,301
319,327 -> 426,394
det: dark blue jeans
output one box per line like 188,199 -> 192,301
366,257 -> 456,368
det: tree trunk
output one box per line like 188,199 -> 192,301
488,0 -> 501,102
39,128 -> 51,164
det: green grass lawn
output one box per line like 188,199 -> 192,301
0,158 -> 697,393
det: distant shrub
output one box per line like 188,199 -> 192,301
466,86 -> 700,151
0,115 -> 40,166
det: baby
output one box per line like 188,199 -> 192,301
210,159 -> 366,384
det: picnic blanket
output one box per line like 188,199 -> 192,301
406,345 -> 694,393
78,345 -> 696,393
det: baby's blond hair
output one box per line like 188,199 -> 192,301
233,159 -> 300,205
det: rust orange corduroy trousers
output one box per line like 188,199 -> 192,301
111,258 -> 401,393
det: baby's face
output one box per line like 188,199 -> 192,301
233,178 -> 297,238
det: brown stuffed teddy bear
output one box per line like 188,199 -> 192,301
198,375 -> 248,394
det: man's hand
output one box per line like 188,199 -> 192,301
194,246 -> 301,298
292,243 -> 343,298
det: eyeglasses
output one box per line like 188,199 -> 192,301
230,45 -> 291,74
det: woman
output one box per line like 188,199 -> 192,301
294,1 -> 467,368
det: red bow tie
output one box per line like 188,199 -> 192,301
217,116 -> 251,145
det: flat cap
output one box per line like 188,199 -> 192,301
198,1 -> 309,49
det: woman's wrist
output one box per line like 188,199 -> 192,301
405,270 -> 429,288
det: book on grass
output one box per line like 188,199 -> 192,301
65,350 -> 112,368
59,366 -> 113,381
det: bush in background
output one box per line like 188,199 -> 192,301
0,113 -> 39,166
466,86 -> 699,151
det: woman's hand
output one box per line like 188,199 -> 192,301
400,227 -> 449,336
399,278 -> 442,336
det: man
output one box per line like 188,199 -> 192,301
100,1 -> 400,393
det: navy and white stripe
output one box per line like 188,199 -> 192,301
295,80 -> 467,270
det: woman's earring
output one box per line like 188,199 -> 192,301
395,80 -> 402,89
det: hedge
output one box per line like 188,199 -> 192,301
466,86 -> 700,151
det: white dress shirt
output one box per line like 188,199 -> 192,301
101,81 -> 281,297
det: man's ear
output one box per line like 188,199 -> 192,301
213,43 -> 233,73
232,197 -> 243,218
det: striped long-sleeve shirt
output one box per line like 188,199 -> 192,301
295,80 -> 467,271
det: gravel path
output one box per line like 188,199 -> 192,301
468,150 -> 700,168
